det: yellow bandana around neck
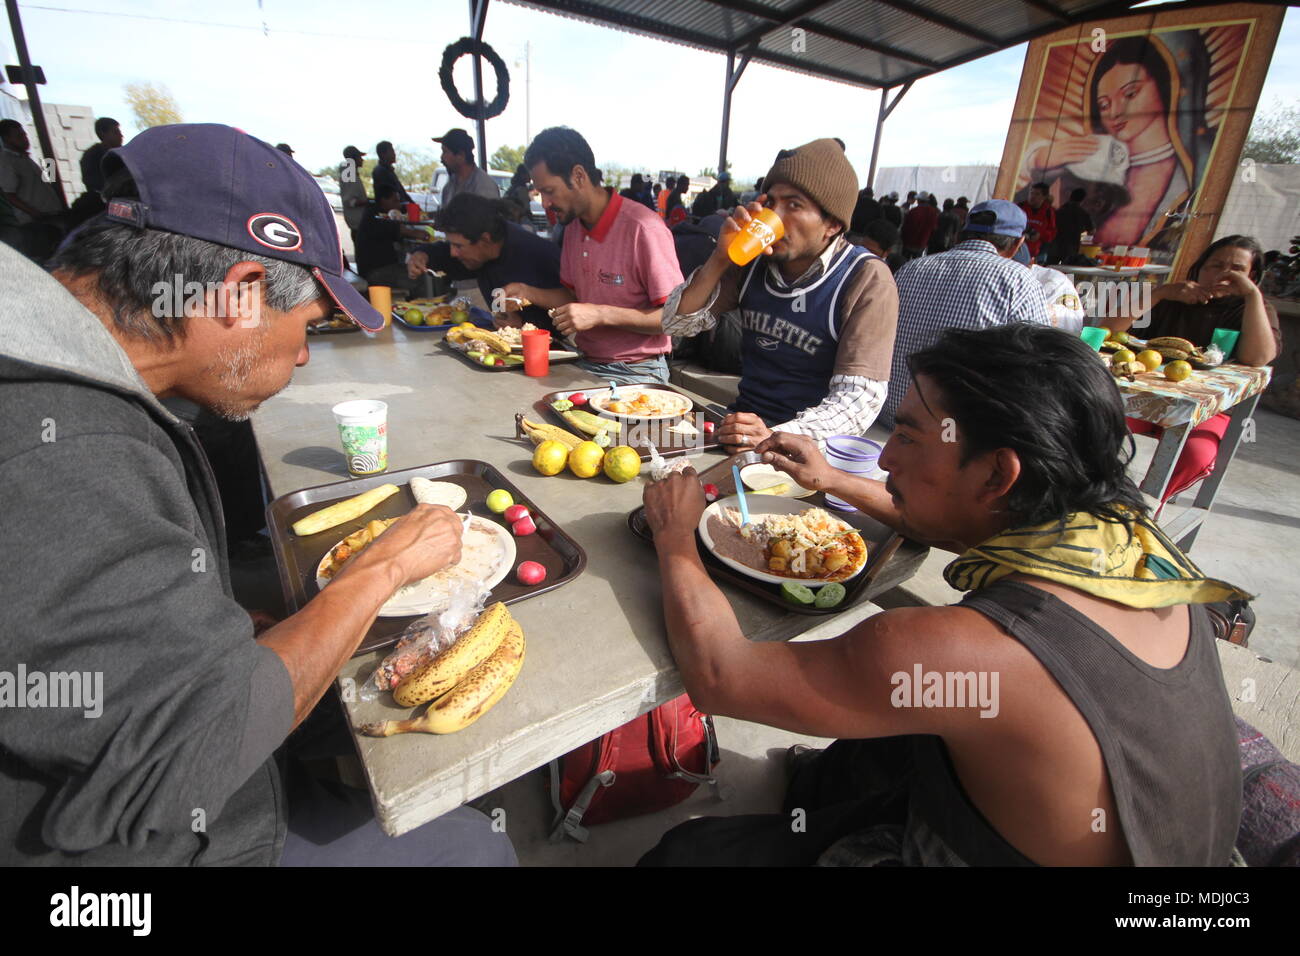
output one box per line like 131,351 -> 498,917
944,511 -> 1252,609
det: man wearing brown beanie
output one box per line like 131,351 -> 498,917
663,138 -> 898,450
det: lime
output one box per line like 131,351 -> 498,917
781,582 -> 816,606
1164,360 -> 1193,383
814,583 -> 847,608
486,489 -> 514,513
1112,348 -> 1136,365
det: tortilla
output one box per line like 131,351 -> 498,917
410,478 -> 467,511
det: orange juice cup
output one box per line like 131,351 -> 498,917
728,208 -> 784,266
522,329 -> 551,377
367,286 -> 392,327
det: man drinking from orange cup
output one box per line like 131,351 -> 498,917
661,139 -> 899,452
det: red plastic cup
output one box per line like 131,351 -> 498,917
522,329 -> 551,377
406,202 -> 420,222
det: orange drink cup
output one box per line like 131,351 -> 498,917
727,208 -> 784,266
522,329 -> 551,377
367,286 -> 392,328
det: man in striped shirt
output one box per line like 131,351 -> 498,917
882,200 -> 1051,429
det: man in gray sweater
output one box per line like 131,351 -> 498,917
0,124 -> 514,866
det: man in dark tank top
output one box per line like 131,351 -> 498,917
639,323 -> 1246,866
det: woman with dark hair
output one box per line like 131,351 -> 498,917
1105,234 -> 1281,505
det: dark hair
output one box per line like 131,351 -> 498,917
942,198 -> 953,210
833,137 -> 846,150
94,117 -> 119,138
1069,187 -> 1087,203
1188,234 -> 1264,285
1030,181 -> 1049,194
375,184 -> 399,201
524,126 -> 601,186
956,196 -> 968,206
510,163 -> 529,187
863,218 -> 898,250
376,140 -> 394,154
434,192 -> 508,243
630,173 -> 643,189
0,118 -> 22,138
907,324 -> 1147,529
958,210 -> 1021,252
1090,36 -> 1172,135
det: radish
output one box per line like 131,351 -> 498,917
568,392 -> 588,407
516,561 -> 546,585
512,515 -> 537,536
504,504 -> 530,523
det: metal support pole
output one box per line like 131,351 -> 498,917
4,0 -> 66,208
866,80 -> 913,193
718,47 -> 752,177
469,0 -> 490,169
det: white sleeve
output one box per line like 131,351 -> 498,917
771,376 -> 888,444
660,267 -> 720,337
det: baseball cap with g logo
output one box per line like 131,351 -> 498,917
101,123 -> 383,330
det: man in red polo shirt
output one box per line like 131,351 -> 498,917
504,126 -> 682,385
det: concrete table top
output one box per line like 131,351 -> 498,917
250,324 -> 909,835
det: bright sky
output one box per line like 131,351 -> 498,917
4,0 -> 1298,186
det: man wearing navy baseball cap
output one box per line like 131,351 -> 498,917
0,124 -> 515,866
881,198 -> 1052,427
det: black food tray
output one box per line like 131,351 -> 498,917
267,459 -> 587,656
439,338 -> 582,372
626,457 -> 902,615
534,384 -> 724,462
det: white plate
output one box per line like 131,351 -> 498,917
739,463 -> 814,499
586,387 -> 693,421
697,496 -> 867,587
316,515 -> 515,617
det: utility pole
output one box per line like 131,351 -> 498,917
524,40 -> 531,147
5,0 -> 66,208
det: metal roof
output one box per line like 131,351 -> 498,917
500,0 -> 1230,89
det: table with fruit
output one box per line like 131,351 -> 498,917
1096,332 -> 1270,549
249,321 -> 916,835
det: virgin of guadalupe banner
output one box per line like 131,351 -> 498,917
996,4 -> 1284,276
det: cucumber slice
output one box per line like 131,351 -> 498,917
551,399 -> 574,412
814,582 -> 847,609
781,582 -> 816,606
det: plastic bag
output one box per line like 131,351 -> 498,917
360,582 -> 490,700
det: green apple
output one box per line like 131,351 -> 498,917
486,489 -> 514,513
403,308 -> 424,326
451,309 -> 469,324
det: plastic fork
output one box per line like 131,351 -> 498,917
731,464 -> 753,530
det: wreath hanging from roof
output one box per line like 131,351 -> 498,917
439,37 -> 510,120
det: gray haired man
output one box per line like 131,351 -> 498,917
0,124 -> 515,866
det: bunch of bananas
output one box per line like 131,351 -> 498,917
446,326 -> 510,355
359,603 -> 525,736
1146,336 -> 1207,365
519,416 -> 583,450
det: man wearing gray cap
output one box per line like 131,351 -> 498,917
882,199 -> 1051,428
434,127 -> 500,207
